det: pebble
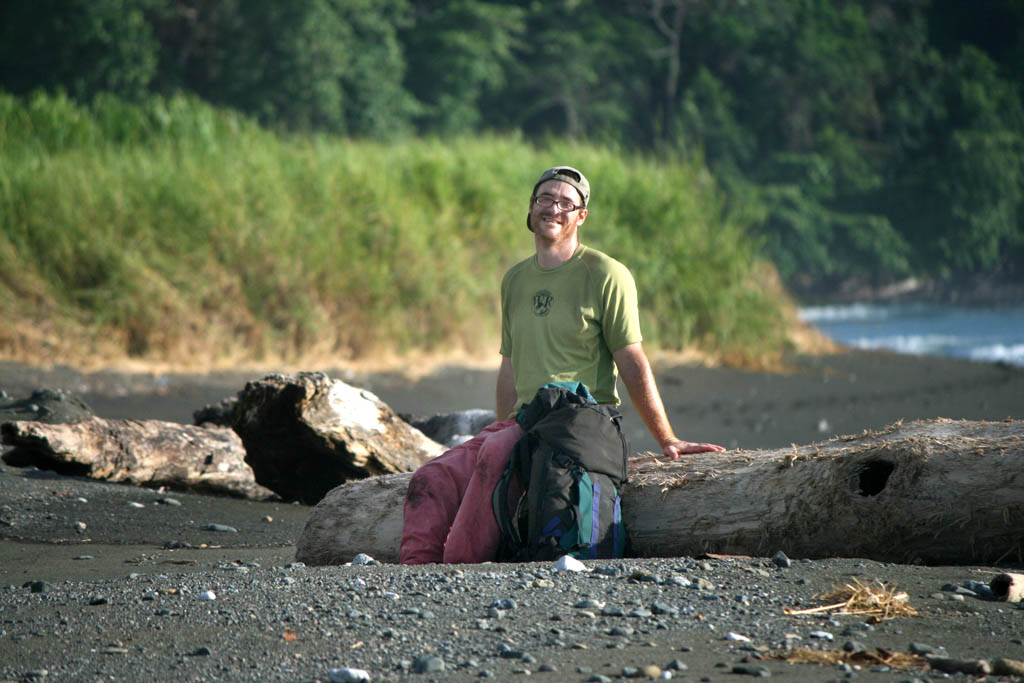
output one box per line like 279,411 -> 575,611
491,598 -> 517,610
770,551 -> 791,568
198,590 -> 217,601
351,553 -> 377,565
553,555 -> 588,572
157,497 -> 182,506
575,598 -> 604,609
727,632 -> 752,642
962,579 -> 995,599
27,581 -> 55,594
329,667 -> 371,682
732,663 -> 771,677
205,523 -> 238,533
809,630 -> 834,641
664,575 -> 691,587
497,644 -> 524,659
842,639 -> 867,653
908,642 -> 939,655
412,655 -> 445,673
651,602 -> 677,616
127,501 -> 145,508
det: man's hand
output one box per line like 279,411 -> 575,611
661,438 -> 726,459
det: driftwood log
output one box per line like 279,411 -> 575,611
296,418 -> 1024,566
232,372 -> 443,504
0,417 -> 273,499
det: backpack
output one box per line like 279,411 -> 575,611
492,382 -> 630,562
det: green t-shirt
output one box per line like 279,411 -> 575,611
500,244 -> 643,414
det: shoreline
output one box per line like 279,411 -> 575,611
6,346 -> 1021,452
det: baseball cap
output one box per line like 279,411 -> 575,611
532,166 -> 590,207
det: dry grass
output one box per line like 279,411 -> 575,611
773,647 -> 927,670
784,577 -> 919,622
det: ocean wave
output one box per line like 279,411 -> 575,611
798,303 -> 891,323
800,301 -> 1024,366
845,334 -> 963,355
967,343 -> 1024,366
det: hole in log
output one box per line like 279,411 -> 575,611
991,574 -> 1012,600
857,460 -> 895,496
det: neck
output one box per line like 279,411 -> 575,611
535,235 -> 579,269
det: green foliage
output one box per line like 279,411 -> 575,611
0,93 -> 788,364
2,0 -> 1022,293
400,0 -> 525,134
0,0 -> 159,100
147,0 -> 417,136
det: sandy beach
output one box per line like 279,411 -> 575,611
1,349 -> 1023,681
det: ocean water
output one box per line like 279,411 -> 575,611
798,302 -> 1024,367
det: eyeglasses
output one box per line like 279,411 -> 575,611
532,196 -> 585,212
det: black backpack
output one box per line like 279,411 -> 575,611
492,383 -> 630,562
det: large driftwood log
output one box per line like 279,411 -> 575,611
295,418 -> 1024,565
232,372 -> 443,504
0,417 -> 273,499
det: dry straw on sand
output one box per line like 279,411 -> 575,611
783,577 -> 919,621
775,647 -> 928,670
775,579 -> 924,671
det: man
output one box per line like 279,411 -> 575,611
400,166 -> 724,565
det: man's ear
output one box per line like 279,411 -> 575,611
576,208 -> 587,227
526,214 -> 533,232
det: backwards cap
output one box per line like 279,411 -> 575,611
532,166 -> 590,207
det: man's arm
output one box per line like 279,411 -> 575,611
495,355 -> 517,421
613,342 -> 725,458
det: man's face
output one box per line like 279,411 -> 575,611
529,179 -> 587,244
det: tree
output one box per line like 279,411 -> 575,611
400,0 -> 524,134
150,0 -> 416,135
488,0 -> 655,144
0,0 -> 159,101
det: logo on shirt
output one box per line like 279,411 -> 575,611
532,290 -> 553,317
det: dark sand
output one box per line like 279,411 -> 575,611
1,350 -> 1023,681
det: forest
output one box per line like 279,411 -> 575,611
0,1 -> 1022,366
3,0 -> 1021,289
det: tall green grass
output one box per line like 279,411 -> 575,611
0,91 -> 790,367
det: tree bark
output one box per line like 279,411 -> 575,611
1,417 -> 273,500
295,418 -> 1024,565
232,372 -> 443,504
